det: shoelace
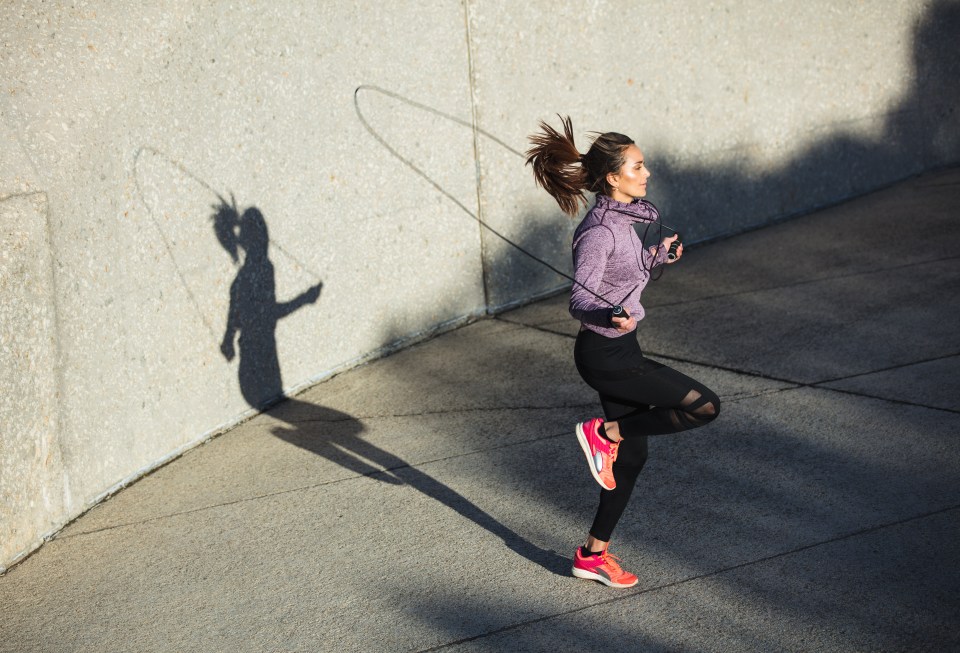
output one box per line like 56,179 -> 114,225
600,550 -> 625,573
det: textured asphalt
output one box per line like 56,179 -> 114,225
2,167 -> 959,652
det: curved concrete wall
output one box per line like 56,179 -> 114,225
2,1 -> 957,569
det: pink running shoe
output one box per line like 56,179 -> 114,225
575,418 -> 618,490
572,547 -> 638,588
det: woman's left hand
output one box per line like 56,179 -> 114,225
656,234 -> 682,263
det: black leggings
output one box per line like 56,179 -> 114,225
574,328 -> 720,542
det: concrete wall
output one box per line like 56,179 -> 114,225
2,0 -> 957,570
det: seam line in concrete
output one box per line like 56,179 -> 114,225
416,503 -> 960,652
51,383 -> 760,542
494,318 -> 807,388
721,387 -> 799,404
297,385 -> 793,424
497,318 -> 959,414
642,350 -> 802,385
53,427 -> 574,541
646,254 -> 960,311
811,351 -> 960,385
287,402 -> 597,424
645,352 -> 960,415
807,384 -> 960,415
40,189 -> 74,523
493,316 -> 578,340
461,0 -> 489,309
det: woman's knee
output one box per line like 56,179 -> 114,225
701,388 -> 720,420
683,386 -> 720,425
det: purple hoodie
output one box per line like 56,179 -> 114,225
569,194 -> 669,337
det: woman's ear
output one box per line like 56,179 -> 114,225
606,170 -> 620,191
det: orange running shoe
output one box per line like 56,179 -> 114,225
572,547 -> 639,588
575,418 -> 618,490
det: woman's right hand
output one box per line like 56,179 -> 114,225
611,314 -> 636,333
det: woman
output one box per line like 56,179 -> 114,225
526,116 -> 721,588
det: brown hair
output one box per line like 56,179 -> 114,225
525,115 -> 634,215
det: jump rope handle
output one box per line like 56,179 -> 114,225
667,233 -> 683,262
611,304 -> 630,323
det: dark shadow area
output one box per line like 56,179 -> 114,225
651,0 -> 960,244
213,197 -> 567,575
268,398 -> 570,575
213,198 -> 323,409
399,501 -> 960,652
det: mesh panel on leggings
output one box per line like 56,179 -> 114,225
667,389 -> 719,430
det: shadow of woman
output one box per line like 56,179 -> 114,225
213,199 -> 322,409
267,397 -> 569,574
212,198 -> 567,574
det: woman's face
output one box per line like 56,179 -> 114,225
607,144 -> 650,202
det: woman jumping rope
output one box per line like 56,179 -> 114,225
526,116 -> 721,588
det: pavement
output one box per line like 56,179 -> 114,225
2,167 -> 959,653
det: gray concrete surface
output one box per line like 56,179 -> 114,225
1,167 -> 958,652
0,192 -> 68,563
4,1 -> 959,568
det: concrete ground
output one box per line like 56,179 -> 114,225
2,168 -> 959,653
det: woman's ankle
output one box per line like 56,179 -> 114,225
584,536 -> 608,554
601,421 -> 623,442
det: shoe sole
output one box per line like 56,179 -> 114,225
575,422 -> 616,491
572,566 -> 638,588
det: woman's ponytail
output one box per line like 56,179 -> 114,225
525,115 -> 587,216
526,116 -> 635,215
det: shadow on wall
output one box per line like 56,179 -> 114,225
213,197 -> 568,575
651,0 -> 960,242
212,198 -> 323,409
358,1 -> 960,284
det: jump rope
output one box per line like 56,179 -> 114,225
418,193 -> 682,321
353,86 -> 682,320
592,204 -> 682,320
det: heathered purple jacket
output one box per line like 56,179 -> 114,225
570,194 -> 669,337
